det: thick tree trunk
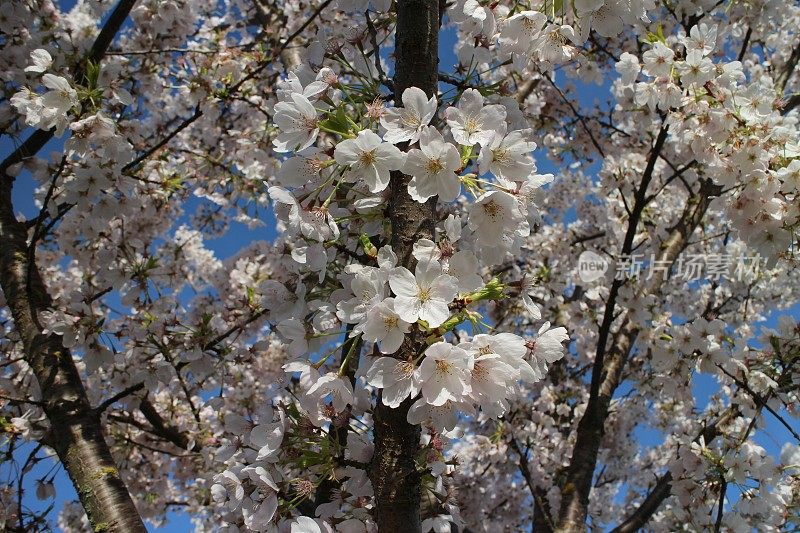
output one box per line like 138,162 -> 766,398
0,180 -> 147,532
368,1 -> 440,531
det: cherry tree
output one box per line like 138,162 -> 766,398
1,0 -> 799,531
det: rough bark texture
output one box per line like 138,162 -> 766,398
0,183 -> 146,531
368,1 -> 440,530
0,1 -> 146,529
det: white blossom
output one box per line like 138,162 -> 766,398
405,126 -> 462,203
389,261 -> 458,327
444,88 -> 507,147
335,129 -> 405,193
24,48 -> 52,73
381,86 -> 437,144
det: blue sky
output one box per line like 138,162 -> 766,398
2,5 -> 798,532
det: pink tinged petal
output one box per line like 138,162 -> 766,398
382,127 -> 413,144
358,163 -> 381,192
430,274 -> 459,301
268,186 -> 298,207
436,176 -> 460,203
444,144 -> 462,170
402,87 -> 436,121
422,377 -> 455,406
291,92 -> 316,118
479,104 -> 507,125
406,398 -> 429,425
523,294 -> 542,319
377,143 -> 406,169
42,74 -> 71,92
366,357 -> 397,387
415,260 -> 443,286
402,149 -> 427,176
357,129 -> 383,149
393,296 -> 421,323
334,138 -> 361,165
367,164 -> 391,193
458,88 -> 484,114
492,333 -> 528,358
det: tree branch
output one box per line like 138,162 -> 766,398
1,163 -> 146,533
611,408 -> 737,533
0,0 -> 138,181
368,1 -> 441,530
138,395 -> 200,451
0,2 -> 147,531
555,131 -> 722,532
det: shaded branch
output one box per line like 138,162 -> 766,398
0,0 -> 138,181
611,409 -> 736,533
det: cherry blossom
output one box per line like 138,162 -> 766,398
388,261 -> 459,327
404,126 -> 462,202
417,342 -> 472,406
273,93 -> 320,152
380,86 -> 438,144
365,356 -> 420,408
444,88 -> 507,147
477,128 -> 537,184
334,129 -> 405,193
359,298 -> 411,354
1,1 -> 798,532
24,49 -> 52,73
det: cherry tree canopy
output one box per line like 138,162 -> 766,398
1,0 -> 799,531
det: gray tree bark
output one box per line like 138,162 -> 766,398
368,1 -> 440,531
0,0 -> 146,530
0,179 -> 147,532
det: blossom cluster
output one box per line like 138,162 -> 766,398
267,72 -> 566,408
613,24 -> 799,259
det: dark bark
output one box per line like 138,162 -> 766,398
555,126 -> 669,532
368,1 -> 440,531
0,1 -> 147,530
0,0 -> 138,181
611,409 -> 735,533
554,168 -> 719,530
139,396 -> 199,451
509,436 -> 554,533
0,179 -> 146,532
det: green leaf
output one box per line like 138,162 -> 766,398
319,106 -> 354,136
